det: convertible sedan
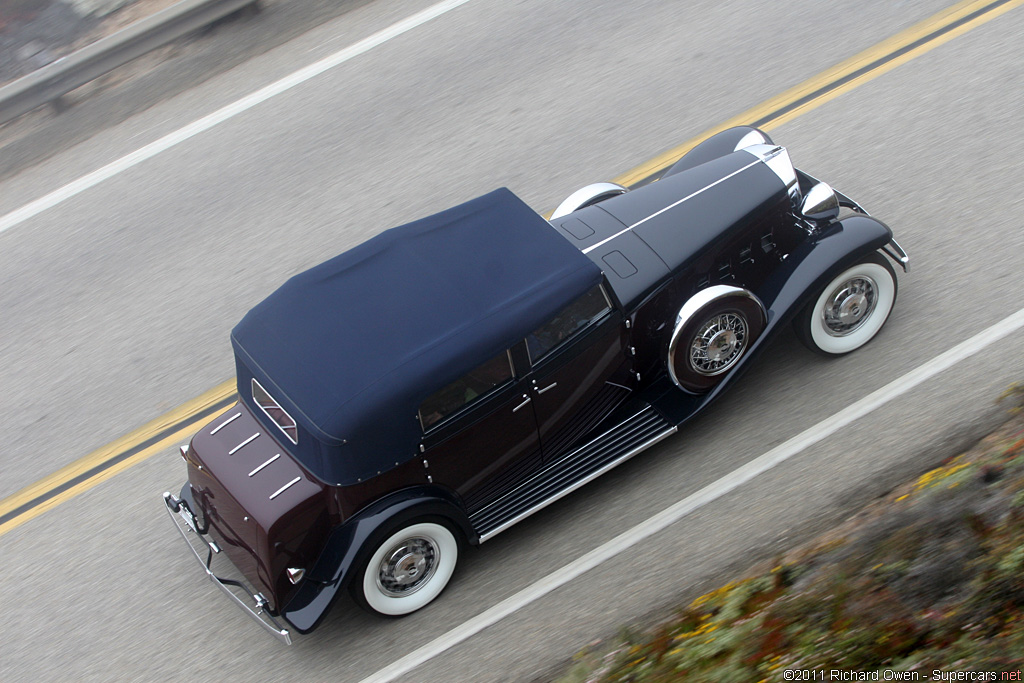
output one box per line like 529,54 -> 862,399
163,126 -> 908,643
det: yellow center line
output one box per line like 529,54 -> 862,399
613,0 -> 1023,187
0,379 -> 236,534
0,0 -> 1020,538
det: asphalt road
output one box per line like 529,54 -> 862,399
2,0 -> 1023,680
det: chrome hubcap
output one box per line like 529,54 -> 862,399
377,537 -> 438,597
822,276 -> 877,336
690,313 -> 747,375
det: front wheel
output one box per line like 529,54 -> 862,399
794,253 -> 897,356
352,520 -> 459,616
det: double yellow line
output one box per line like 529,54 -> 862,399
0,380 -> 236,535
1,0 -> 1019,538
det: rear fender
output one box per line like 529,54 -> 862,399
281,487 -> 473,634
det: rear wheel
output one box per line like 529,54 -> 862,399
352,520 -> 459,616
794,253 -> 897,356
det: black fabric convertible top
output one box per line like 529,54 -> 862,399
231,188 -> 602,484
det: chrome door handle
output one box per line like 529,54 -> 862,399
535,382 -> 558,395
512,395 -> 532,412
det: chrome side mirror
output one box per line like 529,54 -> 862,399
800,182 -> 840,222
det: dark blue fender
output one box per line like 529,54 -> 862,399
662,126 -> 773,179
649,213 -> 895,424
281,487 -> 474,634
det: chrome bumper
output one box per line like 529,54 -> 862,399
882,237 -> 910,273
162,489 -> 292,645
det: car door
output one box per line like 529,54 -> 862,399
524,284 -> 635,462
418,350 -> 543,514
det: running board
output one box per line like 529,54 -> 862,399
471,405 -> 676,542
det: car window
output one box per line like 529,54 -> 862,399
527,285 -> 611,363
252,378 -> 298,444
419,351 -> 514,431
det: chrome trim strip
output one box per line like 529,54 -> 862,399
209,412 -> 241,435
228,432 -> 260,455
582,157 -> 763,255
882,238 -> 910,273
269,477 -> 301,500
162,495 -> 292,645
248,454 -> 280,477
666,285 -> 766,390
478,425 -> 677,543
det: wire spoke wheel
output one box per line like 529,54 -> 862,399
668,288 -> 766,393
689,312 -> 748,375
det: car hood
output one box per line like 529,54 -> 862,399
550,148 -> 792,307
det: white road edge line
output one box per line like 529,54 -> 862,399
0,0 -> 476,237
360,306 -> 1024,683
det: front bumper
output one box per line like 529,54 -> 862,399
162,485 -> 292,645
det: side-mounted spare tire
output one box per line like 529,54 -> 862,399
667,285 -> 767,392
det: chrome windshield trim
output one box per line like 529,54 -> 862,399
550,182 -> 628,220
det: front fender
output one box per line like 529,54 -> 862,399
759,214 -> 894,323
281,487 -> 473,634
649,213 -> 895,423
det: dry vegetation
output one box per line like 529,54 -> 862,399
557,385 -> 1024,682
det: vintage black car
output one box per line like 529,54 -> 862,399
163,127 -> 908,643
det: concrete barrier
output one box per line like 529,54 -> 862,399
0,0 -> 258,126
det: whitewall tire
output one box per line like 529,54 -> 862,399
796,253 -> 897,356
354,521 -> 459,616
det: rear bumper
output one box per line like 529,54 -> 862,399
162,485 -> 293,645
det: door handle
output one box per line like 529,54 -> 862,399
512,394 -> 532,412
535,382 -> 558,395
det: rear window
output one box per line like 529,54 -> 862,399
252,378 -> 298,444
419,351 -> 514,431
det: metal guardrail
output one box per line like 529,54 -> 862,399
0,0 -> 259,126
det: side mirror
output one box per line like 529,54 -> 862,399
800,182 -> 840,222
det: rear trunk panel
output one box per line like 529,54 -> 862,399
187,403 -> 329,609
